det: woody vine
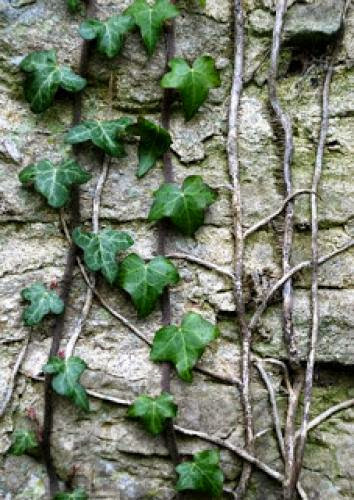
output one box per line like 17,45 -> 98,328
2,1 -> 353,499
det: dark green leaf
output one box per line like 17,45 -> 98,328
128,392 -> 177,434
67,0 -> 83,14
126,0 -> 179,56
54,489 -> 88,500
20,50 -> 86,113
118,253 -> 180,318
161,55 -> 220,120
9,430 -> 39,456
80,15 -> 134,58
148,175 -> 217,235
21,283 -> 64,326
176,449 -> 224,497
127,117 -> 172,177
19,159 -> 91,208
150,312 -> 219,382
73,227 -> 134,285
65,118 -> 133,156
43,356 -> 89,411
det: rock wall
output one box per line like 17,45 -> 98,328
0,0 -> 353,498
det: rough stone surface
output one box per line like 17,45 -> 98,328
284,0 -> 345,45
0,0 -> 353,499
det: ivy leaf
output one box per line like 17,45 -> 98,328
73,227 -> 134,285
176,449 -> 224,497
21,283 -> 64,327
79,15 -> 134,58
118,253 -> 180,318
20,50 -> 86,113
9,430 -> 39,456
126,0 -> 179,56
127,117 -> 172,177
161,55 -> 220,120
128,392 -> 177,435
19,159 -> 91,209
148,175 -> 217,236
150,312 -> 219,382
54,489 -> 88,500
67,0 -> 82,13
43,356 -> 89,411
65,118 -> 133,156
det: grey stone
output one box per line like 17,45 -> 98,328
11,0 -> 37,7
249,9 -> 274,36
284,0 -> 345,46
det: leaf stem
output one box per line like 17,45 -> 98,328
288,62 -> 334,499
248,240 -> 354,332
268,0 -> 297,367
42,1 -> 96,495
0,337 -> 29,418
227,2 -> 254,498
244,190 -> 314,239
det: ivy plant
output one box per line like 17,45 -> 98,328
43,356 -> 89,411
127,117 -> 172,177
19,159 -> 91,208
16,0 -> 229,493
148,175 -> 217,235
176,449 -> 224,497
20,50 -> 87,113
118,253 -> 180,318
79,15 -> 134,59
150,312 -> 219,382
21,283 -> 64,326
128,392 -> 177,434
161,55 -> 220,120
73,227 -> 134,285
54,489 -> 88,500
126,0 -> 179,56
65,118 -> 133,156
9,430 -> 39,456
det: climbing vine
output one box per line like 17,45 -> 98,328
2,0 -> 354,499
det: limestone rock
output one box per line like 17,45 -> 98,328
284,0 -> 345,46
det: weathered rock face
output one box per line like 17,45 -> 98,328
284,0 -> 345,45
0,0 -> 353,499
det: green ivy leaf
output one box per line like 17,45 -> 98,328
73,227 -> 134,285
126,0 -> 179,56
128,392 -> 177,435
118,253 -> 180,318
148,175 -> 217,235
21,283 -> 64,327
67,0 -> 81,13
79,15 -> 134,58
54,489 -> 88,500
65,118 -> 133,156
20,50 -> 86,113
127,117 -> 172,177
43,356 -> 89,411
150,312 -> 219,382
161,55 -> 220,120
19,159 -> 91,208
176,449 -> 224,497
9,430 -> 39,456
